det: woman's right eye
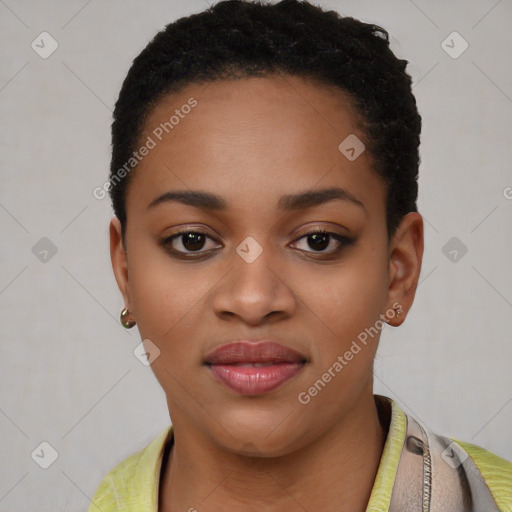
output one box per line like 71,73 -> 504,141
161,230 -> 222,257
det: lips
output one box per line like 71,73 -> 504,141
204,340 -> 307,365
204,340 -> 307,395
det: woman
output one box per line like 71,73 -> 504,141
89,1 -> 512,510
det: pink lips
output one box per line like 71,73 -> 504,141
204,340 -> 307,395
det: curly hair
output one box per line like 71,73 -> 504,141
109,0 -> 421,241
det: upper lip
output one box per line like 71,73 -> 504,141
204,340 -> 307,365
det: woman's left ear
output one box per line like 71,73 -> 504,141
385,212 -> 424,326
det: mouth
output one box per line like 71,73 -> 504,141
204,340 -> 308,395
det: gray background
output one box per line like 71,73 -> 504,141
0,0 -> 511,510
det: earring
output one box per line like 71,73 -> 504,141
395,307 -> 402,318
120,307 -> 136,329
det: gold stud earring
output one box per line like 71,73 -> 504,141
120,308 -> 136,329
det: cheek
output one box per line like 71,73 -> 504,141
307,244 -> 389,365
127,256 -> 209,393
125,239 -> 204,344
296,256 -> 388,417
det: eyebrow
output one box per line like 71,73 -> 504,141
147,186 -> 365,212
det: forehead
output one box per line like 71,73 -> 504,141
126,74 -> 385,218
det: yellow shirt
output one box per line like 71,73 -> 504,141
88,396 -> 512,511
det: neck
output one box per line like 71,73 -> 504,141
159,393 -> 388,512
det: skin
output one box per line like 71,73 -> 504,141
110,73 -> 423,512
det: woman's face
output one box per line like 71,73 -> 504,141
111,74 -> 422,455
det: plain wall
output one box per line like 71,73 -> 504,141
0,0 -> 511,510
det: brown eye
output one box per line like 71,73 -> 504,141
180,232 -> 206,251
162,230 -> 222,256
306,232 -> 330,251
292,229 -> 355,255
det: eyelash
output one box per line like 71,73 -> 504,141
160,227 -> 355,259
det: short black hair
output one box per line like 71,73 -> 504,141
110,0 -> 421,241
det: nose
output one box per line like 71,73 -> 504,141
212,240 -> 297,326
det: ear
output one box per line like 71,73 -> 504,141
384,212 -> 424,326
110,217 -> 131,310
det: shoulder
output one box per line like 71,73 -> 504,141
383,396 -> 512,511
88,426 -> 173,512
450,438 -> 512,512
88,449 -> 146,512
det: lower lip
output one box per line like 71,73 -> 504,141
207,363 -> 305,395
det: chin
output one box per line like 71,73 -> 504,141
207,405 -> 307,457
